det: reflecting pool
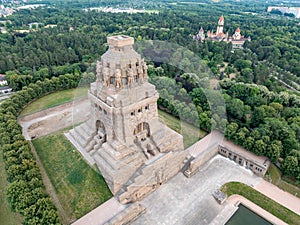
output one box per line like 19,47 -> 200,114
225,204 -> 272,225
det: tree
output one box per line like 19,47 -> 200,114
226,98 -> 247,121
267,140 -> 282,163
244,136 -> 255,150
199,112 -> 211,131
282,155 -> 298,177
252,139 -> 266,155
225,122 -> 239,140
233,59 -> 252,71
235,127 -> 249,145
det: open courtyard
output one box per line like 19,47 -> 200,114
132,155 -> 260,225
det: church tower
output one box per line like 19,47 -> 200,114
216,15 -> 224,35
233,27 -> 241,40
68,35 -> 186,204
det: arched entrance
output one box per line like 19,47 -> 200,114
133,122 -> 150,142
96,120 -> 106,144
133,122 -> 157,159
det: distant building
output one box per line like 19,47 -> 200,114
0,75 -> 12,95
0,6 -> 14,17
194,15 -> 251,49
29,22 -> 42,29
0,86 -> 12,95
194,27 -> 205,42
267,6 -> 300,18
0,27 -> 7,34
44,24 -> 57,28
0,75 -> 7,86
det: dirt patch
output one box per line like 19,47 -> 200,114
210,78 -> 220,89
229,73 -> 236,79
19,98 -> 90,140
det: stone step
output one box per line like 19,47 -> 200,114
74,126 -> 92,144
88,135 -> 101,151
101,143 -> 123,160
122,152 -> 144,168
86,139 -> 96,152
93,153 -> 115,176
86,119 -> 94,128
89,148 -> 97,156
155,132 -> 180,152
93,141 -> 104,152
85,137 -> 96,152
98,148 -> 120,170
69,129 -> 87,148
112,141 -> 133,157
81,122 -> 95,136
68,129 -> 76,140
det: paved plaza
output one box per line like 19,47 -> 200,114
132,155 -> 261,225
72,155 -> 261,225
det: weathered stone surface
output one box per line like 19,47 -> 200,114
69,35 -> 186,203
103,203 -> 146,225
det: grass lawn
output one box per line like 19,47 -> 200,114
266,163 -> 300,198
221,182 -> 300,225
0,152 -> 23,225
20,86 -> 89,116
32,131 -> 112,222
266,163 -> 281,185
158,110 -> 207,148
278,180 -> 300,198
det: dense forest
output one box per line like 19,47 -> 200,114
0,0 -> 300,223
1,0 -> 299,181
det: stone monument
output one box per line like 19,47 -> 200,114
68,35 -> 186,204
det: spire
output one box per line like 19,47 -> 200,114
216,15 -> 224,35
218,15 -> 224,25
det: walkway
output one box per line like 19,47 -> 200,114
254,180 -> 300,215
72,198 -> 125,225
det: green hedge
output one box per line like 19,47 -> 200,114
0,73 -> 81,225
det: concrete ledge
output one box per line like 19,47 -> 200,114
72,198 -> 126,225
104,202 -> 146,225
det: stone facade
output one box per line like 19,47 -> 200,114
183,131 -> 270,178
218,145 -> 270,176
68,35 -> 186,204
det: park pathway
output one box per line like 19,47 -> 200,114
254,180 -> 300,215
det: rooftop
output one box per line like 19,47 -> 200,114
107,35 -> 134,47
0,85 -> 11,91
